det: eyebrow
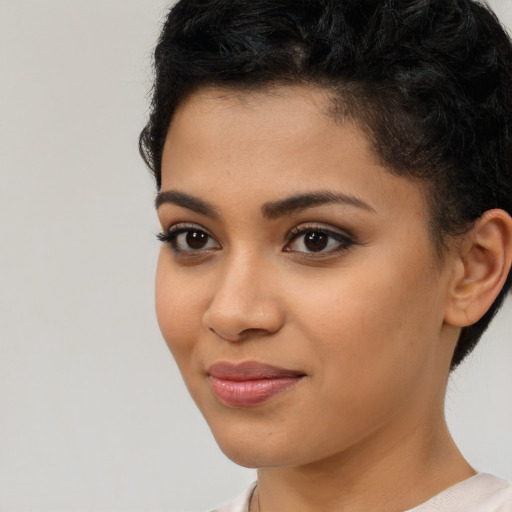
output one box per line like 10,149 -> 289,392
261,191 -> 375,219
155,189 -> 375,219
155,190 -> 219,218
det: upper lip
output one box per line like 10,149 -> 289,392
207,361 -> 305,381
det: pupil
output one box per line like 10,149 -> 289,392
186,230 -> 208,249
305,231 -> 328,251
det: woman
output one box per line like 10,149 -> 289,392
140,0 -> 512,510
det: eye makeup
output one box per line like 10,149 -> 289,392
157,223 -> 221,255
284,223 -> 356,256
157,220 -> 357,262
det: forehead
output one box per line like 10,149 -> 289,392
167,85 -> 336,158
162,85 -> 430,228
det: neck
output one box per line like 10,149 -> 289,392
252,417 -> 474,512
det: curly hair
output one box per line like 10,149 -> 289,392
140,0 -> 512,369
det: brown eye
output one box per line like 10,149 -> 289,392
285,226 -> 355,255
304,231 -> 328,252
158,224 -> 221,254
186,230 -> 209,249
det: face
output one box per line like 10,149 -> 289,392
155,86 -> 457,469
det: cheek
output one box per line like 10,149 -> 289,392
293,251 -> 443,387
277,268 -> 442,453
155,253 -> 205,364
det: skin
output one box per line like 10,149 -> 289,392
155,85 -> 477,512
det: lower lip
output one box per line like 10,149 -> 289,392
208,376 -> 303,407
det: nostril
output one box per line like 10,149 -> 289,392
207,325 -> 272,343
240,327 -> 268,338
207,325 -> 245,342
202,284 -> 285,341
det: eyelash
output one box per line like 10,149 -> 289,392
157,223 -> 220,254
285,225 -> 355,256
157,223 -> 355,257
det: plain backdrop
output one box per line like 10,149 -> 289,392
0,1 -> 511,510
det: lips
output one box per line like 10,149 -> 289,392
207,361 -> 305,407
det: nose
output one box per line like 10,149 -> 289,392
202,252 -> 285,342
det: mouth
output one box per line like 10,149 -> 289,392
207,361 -> 306,407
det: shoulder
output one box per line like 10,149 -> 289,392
408,473 -> 512,512
210,483 -> 257,512
209,475 -> 512,512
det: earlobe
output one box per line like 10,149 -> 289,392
445,209 -> 512,328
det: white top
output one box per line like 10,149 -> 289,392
212,473 -> 512,512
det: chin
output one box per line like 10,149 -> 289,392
207,420 -> 313,469
218,446 -> 264,469
218,443 -> 294,469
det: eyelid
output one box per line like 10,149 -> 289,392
157,221 -> 355,258
284,223 -> 356,255
286,222 -> 354,242
159,221 -> 214,237
157,222 -> 221,252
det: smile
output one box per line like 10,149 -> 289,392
207,361 -> 306,407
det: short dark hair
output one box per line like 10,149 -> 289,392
140,0 -> 512,369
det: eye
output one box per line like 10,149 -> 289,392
157,223 -> 220,254
284,225 -> 354,255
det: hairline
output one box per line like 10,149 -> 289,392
163,79 -> 459,262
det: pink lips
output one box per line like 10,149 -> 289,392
207,361 -> 305,407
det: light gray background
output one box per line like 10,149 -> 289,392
0,1 -> 510,510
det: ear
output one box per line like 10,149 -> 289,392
445,209 -> 512,327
